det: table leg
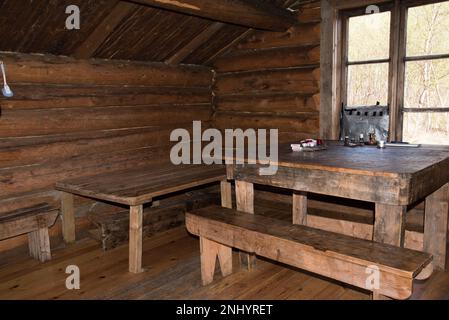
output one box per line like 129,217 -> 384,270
129,205 -> 143,273
220,180 -> 232,209
61,192 -> 75,244
293,191 -> 308,225
373,203 -> 406,247
372,203 -> 407,299
424,183 -> 449,271
235,180 -> 256,270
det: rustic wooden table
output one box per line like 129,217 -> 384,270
225,142 -> 449,270
55,163 -> 227,273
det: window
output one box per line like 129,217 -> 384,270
344,10 -> 391,106
402,1 -> 449,144
338,0 -> 449,145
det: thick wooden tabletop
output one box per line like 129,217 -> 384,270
276,143 -> 449,176
228,142 -> 449,205
228,142 -> 449,176
55,163 -> 227,206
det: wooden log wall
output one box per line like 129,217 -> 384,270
212,2 -> 321,143
0,52 -> 213,253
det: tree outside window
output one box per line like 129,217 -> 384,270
341,0 -> 449,145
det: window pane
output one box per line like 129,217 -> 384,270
347,63 -> 389,106
404,59 -> 449,109
347,12 -> 391,61
407,1 -> 449,57
403,112 -> 449,145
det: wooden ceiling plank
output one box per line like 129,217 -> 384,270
74,1 -> 136,59
128,0 -> 296,31
166,22 -> 225,65
203,29 -> 255,66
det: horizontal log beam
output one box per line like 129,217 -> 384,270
0,51 -> 212,87
129,0 -> 296,31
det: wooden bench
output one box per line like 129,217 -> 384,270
0,203 -> 58,262
186,205 -> 433,300
55,163 -> 227,273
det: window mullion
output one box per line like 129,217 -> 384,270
340,14 -> 349,109
393,2 -> 408,141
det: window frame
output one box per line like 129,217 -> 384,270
339,3 -> 394,109
336,0 -> 449,141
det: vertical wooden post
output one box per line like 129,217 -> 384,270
61,192 -> 75,244
217,244 -> 233,278
320,0 -> 341,140
220,180 -> 232,209
28,231 -> 38,259
293,191 -> 308,225
200,237 -> 217,286
28,229 -> 51,262
373,203 -> 406,247
129,205 -> 143,273
235,180 -> 254,214
373,203 -> 406,300
200,237 -> 233,286
235,180 -> 256,270
28,216 -> 51,262
424,183 -> 449,270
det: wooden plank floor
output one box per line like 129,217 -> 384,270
1,224 -> 449,299
0,226 -> 370,300
0,191 -> 448,300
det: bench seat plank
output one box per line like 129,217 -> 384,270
0,203 -> 58,239
186,206 -> 433,299
55,164 -> 227,206
0,203 -> 58,262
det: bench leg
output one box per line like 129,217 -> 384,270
235,180 -> 256,271
424,183 -> 449,270
28,226 -> 51,262
200,237 -> 232,286
220,180 -> 232,209
293,191 -> 308,225
61,192 -> 76,244
129,205 -> 143,273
